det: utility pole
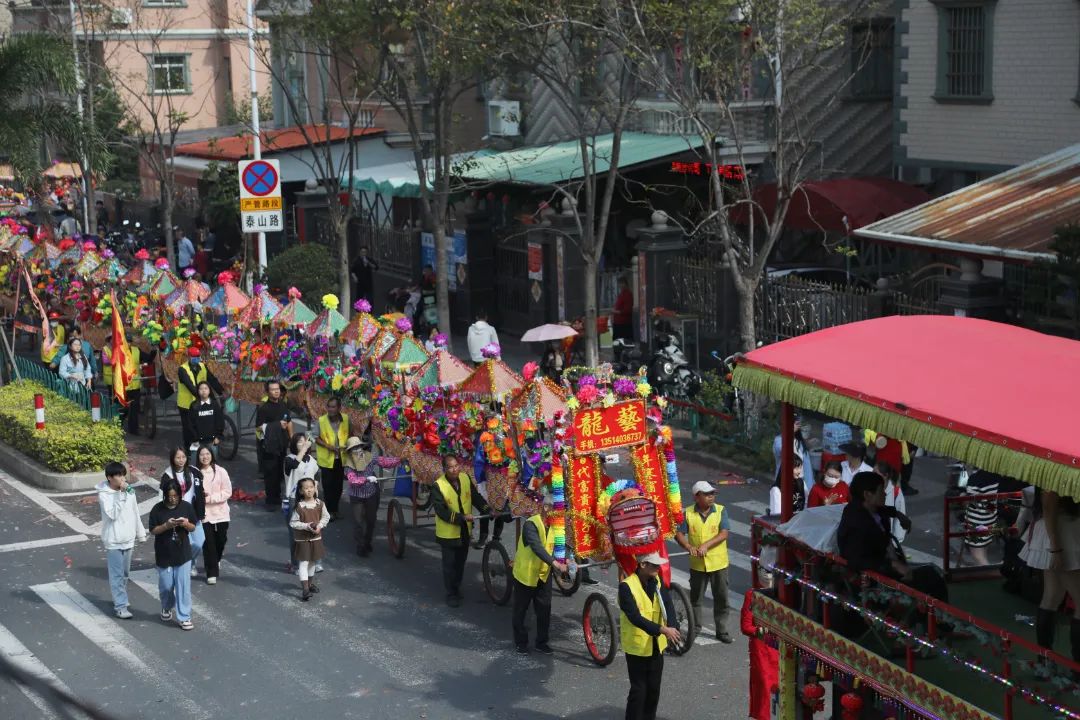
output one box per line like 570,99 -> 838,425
68,0 -> 91,233
246,0 -> 266,274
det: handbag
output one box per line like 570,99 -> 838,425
158,371 -> 175,400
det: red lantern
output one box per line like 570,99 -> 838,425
801,680 -> 826,713
840,692 -> 863,720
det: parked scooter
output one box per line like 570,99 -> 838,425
646,319 -> 701,398
612,337 -> 644,374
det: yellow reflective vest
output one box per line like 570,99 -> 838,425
620,573 -> 667,657
435,474 -> 472,540
513,514 -> 555,585
176,362 -> 208,410
102,346 -> 141,390
685,503 -> 729,573
316,414 -> 350,468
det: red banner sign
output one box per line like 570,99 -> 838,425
669,161 -> 744,180
631,443 -> 673,535
572,400 -> 648,453
569,453 -> 602,557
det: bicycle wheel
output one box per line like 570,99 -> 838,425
582,592 -> 617,666
386,499 -> 406,558
482,541 -> 512,606
666,582 -> 696,656
553,566 -> 582,597
143,396 -> 157,440
216,414 -> 239,461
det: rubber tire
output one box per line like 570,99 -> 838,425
582,592 -> 617,666
219,414 -> 239,461
482,541 -> 513,606
666,582 -> 696,656
553,566 -> 582,597
386,499 -> 406,558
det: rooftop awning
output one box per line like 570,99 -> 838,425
342,150 -> 495,198
732,177 -> 932,233
732,316 -> 1080,498
855,143 -> 1080,262
453,132 -> 702,186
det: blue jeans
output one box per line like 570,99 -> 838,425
157,562 -> 192,622
189,522 -> 205,568
106,548 -> 133,612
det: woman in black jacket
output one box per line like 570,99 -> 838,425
161,447 -> 206,578
186,381 -> 225,456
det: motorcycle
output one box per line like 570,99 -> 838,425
646,320 -> 701,399
612,337 -> 644,375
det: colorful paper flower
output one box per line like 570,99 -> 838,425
481,342 -> 500,359
134,249 -> 150,260
395,317 -> 413,334
353,298 -> 372,313
432,332 -> 448,349
183,267 -> 196,278
613,377 -> 637,397
288,286 -> 301,300
576,384 -> 600,404
154,257 -> 170,269
322,293 -> 339,310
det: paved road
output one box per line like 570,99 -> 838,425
0,400 -> 955,720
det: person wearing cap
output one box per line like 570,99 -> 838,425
343,436 -> 379,557
675,480 -> 733,643
432,455 -> 490,607
511,493 -> 568,654
619,552 -> 681,720
314,396 -> 350,520
840,441 -> 873,486
176,347 -> 224,448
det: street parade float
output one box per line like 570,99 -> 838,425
734,316 -> 1080,720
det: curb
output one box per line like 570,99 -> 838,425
0,440 -> 103,491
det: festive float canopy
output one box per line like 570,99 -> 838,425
732,315 -> 1080,498
122,260 -> 157,286
413,348 -> 472,389
274,297 -> 317,327
74,251 -> 102,277
341,312 -> 380,347
307,307 -> 348,338
459,358 -> 524,400
380,334 -> 429,370
235,288 -> 281,324
90,258 -> 126,284
508,377 -> 568,424
149,270 -> 181,298
181,278 -> 212,303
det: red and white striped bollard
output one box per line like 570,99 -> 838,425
90,392 -> 101,422
34,393 -> 45,430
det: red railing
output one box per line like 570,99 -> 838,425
750,516 -> 1080,720
942,491 -> 1024,581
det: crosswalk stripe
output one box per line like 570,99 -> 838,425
0,622 -> 69,720
127,568 -> 335,700
30,581 -> 216,717
0,534 -> 88,553
0,472 -> 95,535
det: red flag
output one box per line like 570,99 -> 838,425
110,291 -> 133,406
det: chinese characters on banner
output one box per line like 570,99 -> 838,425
669,161 -> 745,180
571,400 -> 647,453
631,443 -> 672,535
569,454 -> 602,557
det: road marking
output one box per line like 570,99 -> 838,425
30,581 -> 214,717
0,472 -> 95,535
0,622 -> 69,719
0,534 -> 88,553
127,569 -> 335,700
732,500 -> 768,515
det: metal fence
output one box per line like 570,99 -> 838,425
755,275 -> 879,344
358,223 -> 416,279
7,355 -> 122,421
670,256 -> 728,335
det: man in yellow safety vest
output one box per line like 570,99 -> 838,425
675,480 -> 732,643
314,397 -> 349,520
618,552 -> 681,720
176,347 -> 224,448
511,495 -> 567,654
432,455 -> 490,607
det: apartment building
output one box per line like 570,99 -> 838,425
895,0 -> 1080,192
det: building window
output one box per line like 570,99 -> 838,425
934,1 -> 995,102
149,54 -> 189,94
850,19 -> 893,99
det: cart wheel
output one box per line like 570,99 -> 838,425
219,414 -> 239,461
143,397 -> 157,440
482,541 -> 512,606
414,481 -> 432,512
386,499 -> 406,558
582,592 -> 617,666
553,566 -> 582,597
666,582 -> 696,656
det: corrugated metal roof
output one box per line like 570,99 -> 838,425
454,132 -> 701,186
855,143 -> 1080,261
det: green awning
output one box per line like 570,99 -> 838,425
452,132 -> 703,186
343,150 -> 496,198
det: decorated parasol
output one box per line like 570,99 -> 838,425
122,260 -> 157,286
361,326 -> 399,366
148,270 -> 181,298
56,245 -> 83,266
306,307 -> 348,338
274,297 -> 317,327
236,288 -> 282,325
90,258 -> 127,284
459,359 -> 524,401
163,287 -> 191,315
10,235 -> 34,257
26,242 -> 60,264
340,312 -> 381,347
412,349 -> 472,389
508,375 -> 568,425
181,278 -> 212,304
380,334 -> 429,372
224,282 -> 251,311
74,250 -> 102,276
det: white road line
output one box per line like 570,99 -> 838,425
0,472 -> 95,535
30,581 -> 215,717
0,534 -> 88,554
127,569 -> 335,700
0,622 -> 69,720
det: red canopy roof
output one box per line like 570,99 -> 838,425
733,177 -> 932,233
736,316 -> 1080,493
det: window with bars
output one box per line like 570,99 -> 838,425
934,1 -> 995,102
850,19 -> 894,98
149,54 -> 189,94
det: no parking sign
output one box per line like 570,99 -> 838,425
238,158 -> 283,233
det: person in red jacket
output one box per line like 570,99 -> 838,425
742,569 -> 779,720
807,461 -> 851,508
612,277 -> 633,341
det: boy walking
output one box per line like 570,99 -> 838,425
97,462 -> 147,619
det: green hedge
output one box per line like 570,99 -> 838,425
0,381 -> 126,473
266,243 -> 339,302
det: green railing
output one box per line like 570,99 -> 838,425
8,355 -> 122,421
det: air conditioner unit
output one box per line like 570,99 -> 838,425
110,7 -> 133,27
487,100 -> 520,137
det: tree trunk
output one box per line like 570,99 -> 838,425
163,190 -> 176,270
735,276 -> 758,353
433,223 -> 451,336
583,256 -> 599,366
335,214 -> 351,320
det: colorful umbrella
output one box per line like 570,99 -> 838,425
56,246 -> 82,266
149,270 -> 181,298
361,327 -> 399,365
273,297 -> 317,327
306,307 -> 348,338
520,323 -> 578,343
340,312 -> 381,347
74,251 -> 102,277
412,349 -> 472,389
181,278 -> 211,304
224,283 -> 250,311
91,258 -> 127,284
380,334 -> 429,372
122,260 -> 157,286
459,359 -> 524,401
508,377 -> 568,425
236,290 -> 282,325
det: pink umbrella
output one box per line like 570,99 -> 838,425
520,323 -> 578,343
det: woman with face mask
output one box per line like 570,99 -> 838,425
807,461 -> 850,508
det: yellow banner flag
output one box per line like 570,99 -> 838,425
110,291 -> 134,407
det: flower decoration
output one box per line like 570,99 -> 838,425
601,392 -> 616,408
58,238 -> 75,251
432,332 -> 448,349
522,360 -> 538,382
395,316 -> 413,334
612,377 -> 636,397
217,270 -> 235,285
182,267 -> 196,278
636,381 -> 652,398
287,286 -> 301,300
82,241 -> 97,252
353,298 -> 372,313
481,342 -> 500,359
577,374 -> 597,387
322,293 -> 339,310
154,257 -> 170,270
134,248 -> 150,261
576,384 -> 600,404
102,248 -> 115,259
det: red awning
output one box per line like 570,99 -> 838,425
733,177 -> 932,233
733,316 -> 1080,495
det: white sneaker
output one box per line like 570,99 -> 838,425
115,608 -> 133,619
313,563 -> 324,574
190,566 -> 198,578
207,577 -> 217,585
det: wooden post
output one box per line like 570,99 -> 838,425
777,639 -> 798,720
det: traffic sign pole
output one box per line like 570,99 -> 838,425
246,0 -> 267,274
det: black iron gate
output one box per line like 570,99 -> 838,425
494,233 -> 532,335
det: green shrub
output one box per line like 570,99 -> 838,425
0,381 -> 126,473
696,370 -> 778,475
265,243 -> 340,302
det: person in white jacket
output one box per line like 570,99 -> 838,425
466,310 -> 499,364
97,462 -> 147,619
